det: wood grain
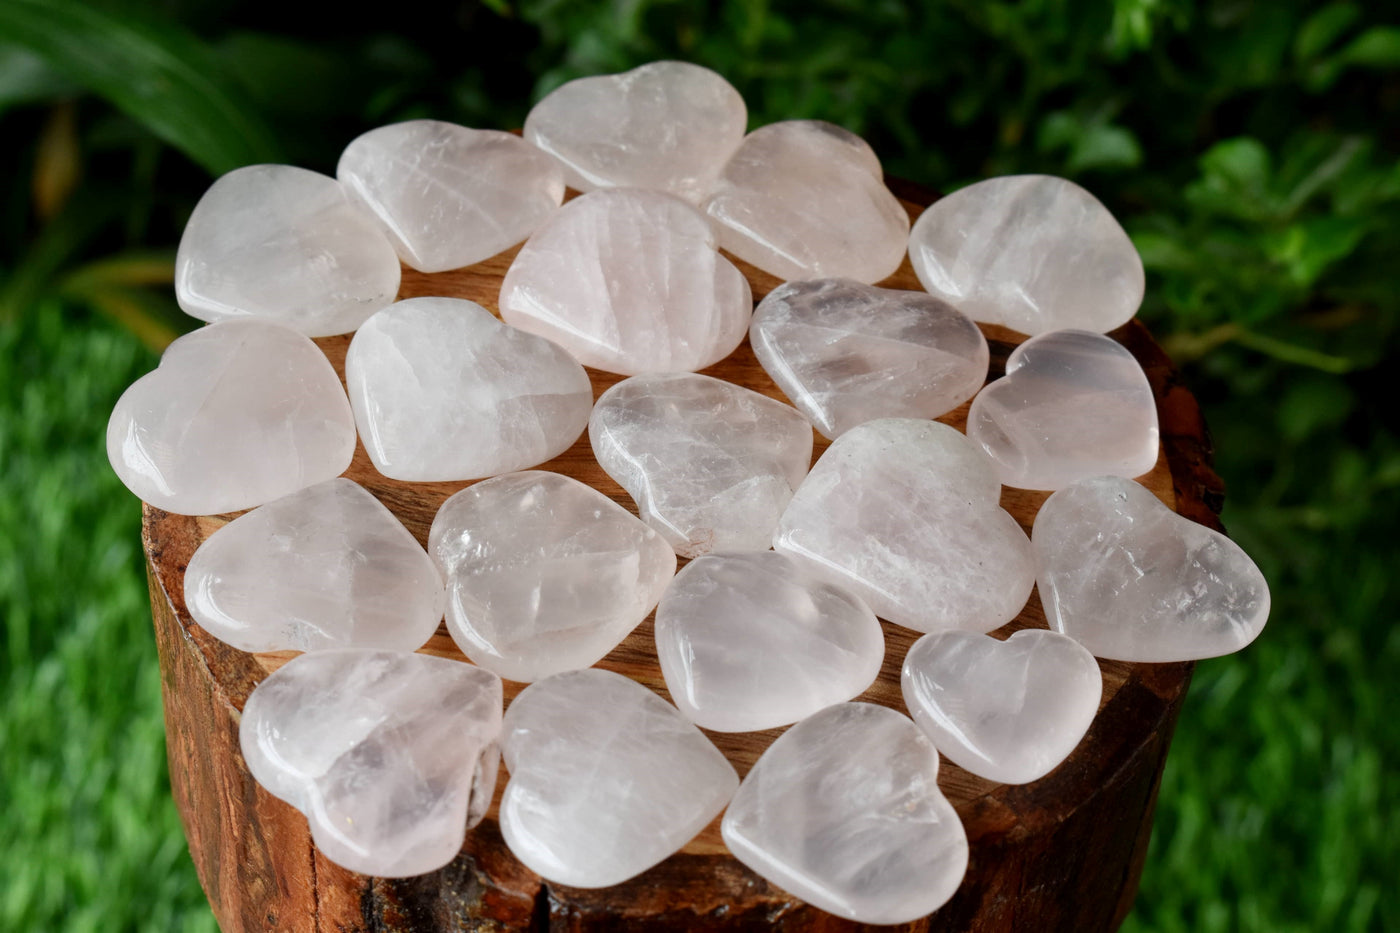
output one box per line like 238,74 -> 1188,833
145,182 -> 1221,932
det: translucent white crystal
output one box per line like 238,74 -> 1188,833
704,121 -> 910,284
901,629 -> 1101,784
523,60 -> 746,203
774,418 -> 1035,633
751,278 -> 989,438
499,188 -> 752,375
1033,476 -> 1270,662
654,551 -> 884,732
908,175 -> 1144,336
345,298 -> 592,482
500,668 -> 738,887
184,478 -> 444,653
106,319 -> 356,515
240,650 -> 502,878
721,702 -> 967,925
175,164 -> 401,336
428,472 -> 676,682
967,329 -> 1159,490
338,121 -> 565,273
589,373 -> 813,557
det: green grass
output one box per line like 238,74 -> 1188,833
0,304 -> 217,932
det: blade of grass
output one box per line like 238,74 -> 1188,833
0,0 -> 283,175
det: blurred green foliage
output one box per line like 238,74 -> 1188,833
1,1 -> 1396,931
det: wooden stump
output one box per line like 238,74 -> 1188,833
145,180 -> 1223,932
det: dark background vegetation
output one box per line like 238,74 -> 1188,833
2,1 -> 1397,930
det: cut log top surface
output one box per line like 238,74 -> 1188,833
144,180 -> 1223,932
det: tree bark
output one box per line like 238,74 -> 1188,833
145,182 -> 1222,932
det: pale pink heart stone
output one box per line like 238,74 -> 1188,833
240,650 -> 502,878
654,550 -> 884,732
774,418 -> 1035,633
704,120 -> 910,284
175,164 -> 400,336
523,60 -> 746,203
721,702 -> 968,924
908,174 -> 1144,335
589,373 -> 813,557
966,329 -> 1159,490
499,187 -> 752,375
751,278 -> 989,438
428,472 -> 676,682
500,669 -> 738,887
184,478 -> 444,653
901,628 -> 1102,784
106,318 -> 356,516
345,297 -> 592,482
338,120 -> 565,272
1033,475 -> 1271,662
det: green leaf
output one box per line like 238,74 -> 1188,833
1067,123 -> 1142,172
1277,376 -> 1354,443
0,0 -> 282,175
1336,26 -> 1400,68
1294,3 -> 1361,62
0,41 -> 80,112
1264,216 -> 1369,287
1186,137 -> 1277,221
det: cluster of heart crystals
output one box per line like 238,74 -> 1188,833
105,60 -> 1271,925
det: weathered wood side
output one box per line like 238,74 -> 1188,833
145,183 -> 1216,932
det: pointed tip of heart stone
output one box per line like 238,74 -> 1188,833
185,478 -> 445,653
500,668 -> 737,887
909,174 -> 1143,335
721,702 -> 967,924
1033,475 -> 1271,661
901,628 -> 1102,784
106,318 -> 356,515
175,164 -> 401,336
240,650 -> 503,878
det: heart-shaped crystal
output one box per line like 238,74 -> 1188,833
107,319 -> 356,515
751,278 -> 989,438
240,650 -> 503,878
590,373 -> 813,557
500,669 -> 738,887
523,61 -> 746,203
338,121 -> 565,273
721,702 -> 967,924
345,297 -> 592,482
1034,476 -> 1270,661
184,478 -> 444,653
704,121 -> 910,283
774,418 -> 1035,633
966,329 -> 1159,490
499,188 -> 752,375
655,551 -> 884,732
908,174 -> 1144,336
429,472 -> 676,682
901,629 -> 1101,784
175,164 -> 401,336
